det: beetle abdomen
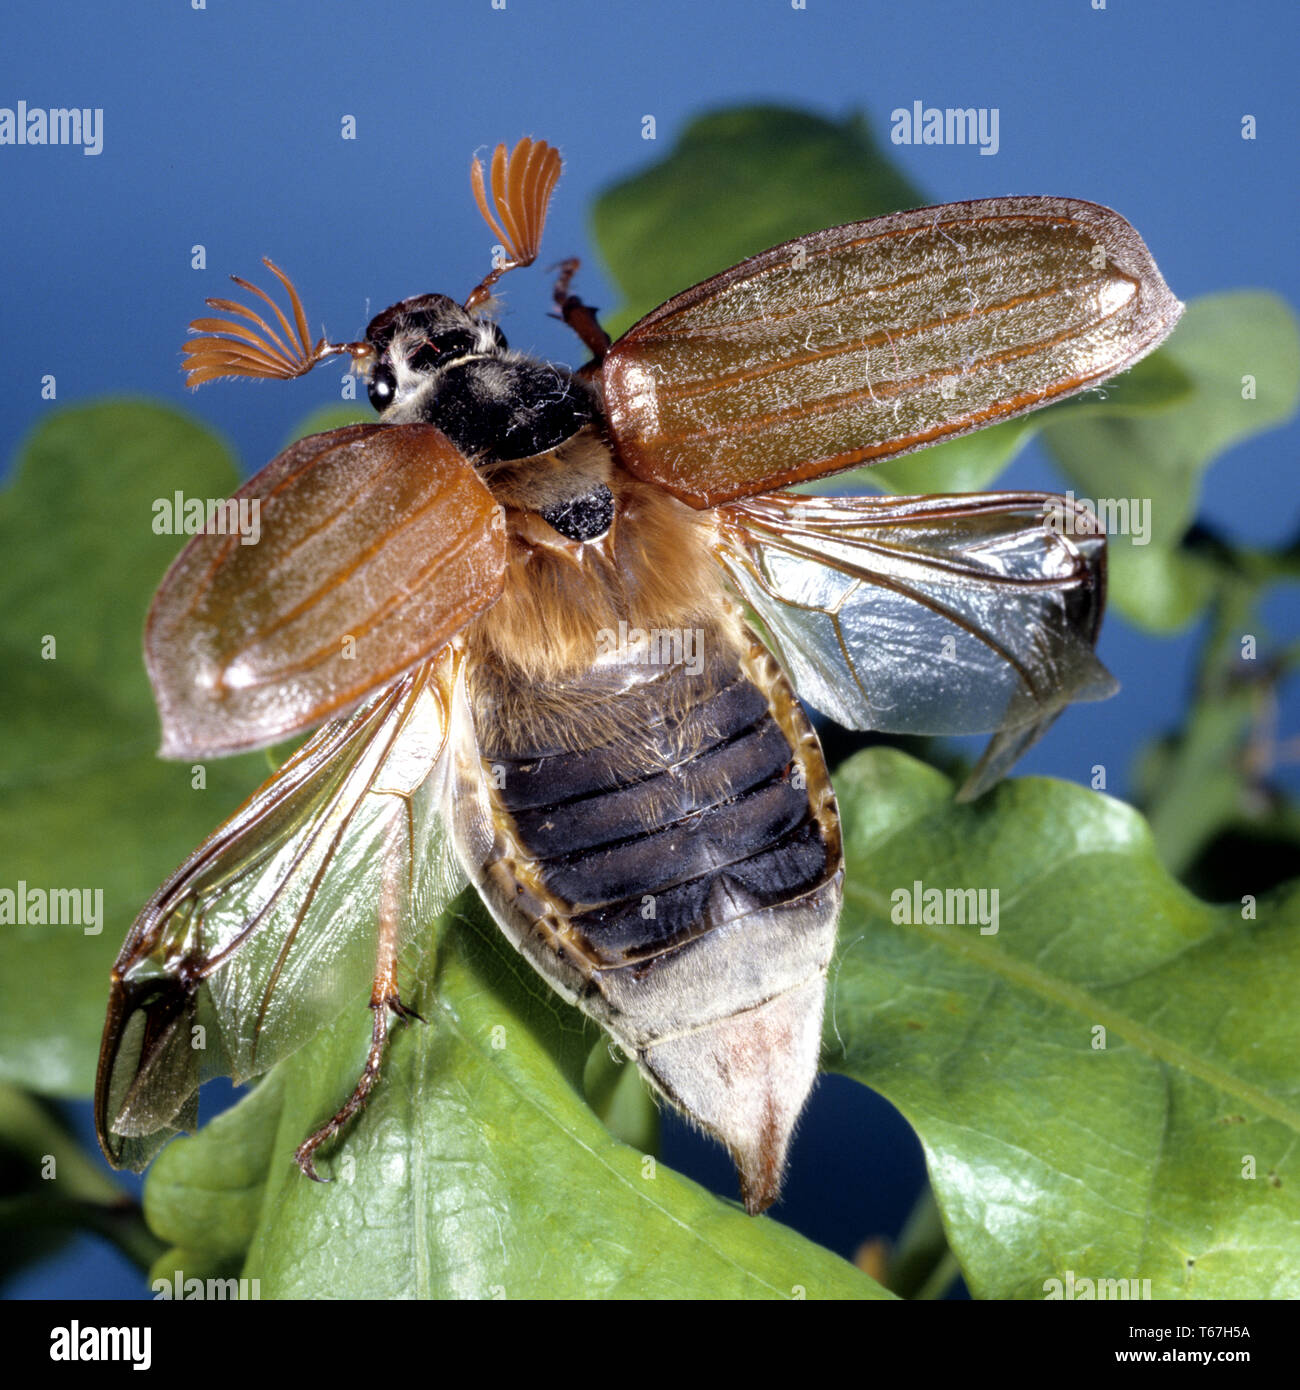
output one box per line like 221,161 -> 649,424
489,662 -> 831,967
456,624 -> 842,1211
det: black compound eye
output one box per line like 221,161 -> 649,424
368,363 -> 396,412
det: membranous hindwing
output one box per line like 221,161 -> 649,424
712,491 -> 1116,798
96,654 -> 465,1171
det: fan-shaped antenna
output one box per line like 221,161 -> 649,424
464,138 -> 562,310
182,258 -> 372,388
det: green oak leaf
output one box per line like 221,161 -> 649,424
592,105 -> 925,337
1040,291 -> 1300,631
826,749 -> 1300,1300
0,402 -> 271,1096
144,892 -> 885,1300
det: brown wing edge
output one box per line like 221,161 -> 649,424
94,966 -> 201,1171
601,196 -> 1184,507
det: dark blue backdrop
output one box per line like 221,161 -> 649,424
2,0 -> 1296,1298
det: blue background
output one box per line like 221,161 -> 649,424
2,0 -> 1296,1297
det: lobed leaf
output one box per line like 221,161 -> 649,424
827,749 -> 1300,1299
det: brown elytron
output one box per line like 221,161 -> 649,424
146,423 -> 506,757
96,137 -> 1182,1213
602,198 -> 1180,507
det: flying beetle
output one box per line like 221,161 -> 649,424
95,137 -> 1181,1214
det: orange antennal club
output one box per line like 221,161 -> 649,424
182,258 -> 370,388
465,138 -> 562,309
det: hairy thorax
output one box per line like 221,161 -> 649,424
466,428 -> 734,689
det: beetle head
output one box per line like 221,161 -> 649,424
362,294 -> 508,420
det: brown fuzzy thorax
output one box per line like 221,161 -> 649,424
466,434 -> 731,688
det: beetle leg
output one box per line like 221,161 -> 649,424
294,817 -> 418,1181
551,257 -> 612,363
